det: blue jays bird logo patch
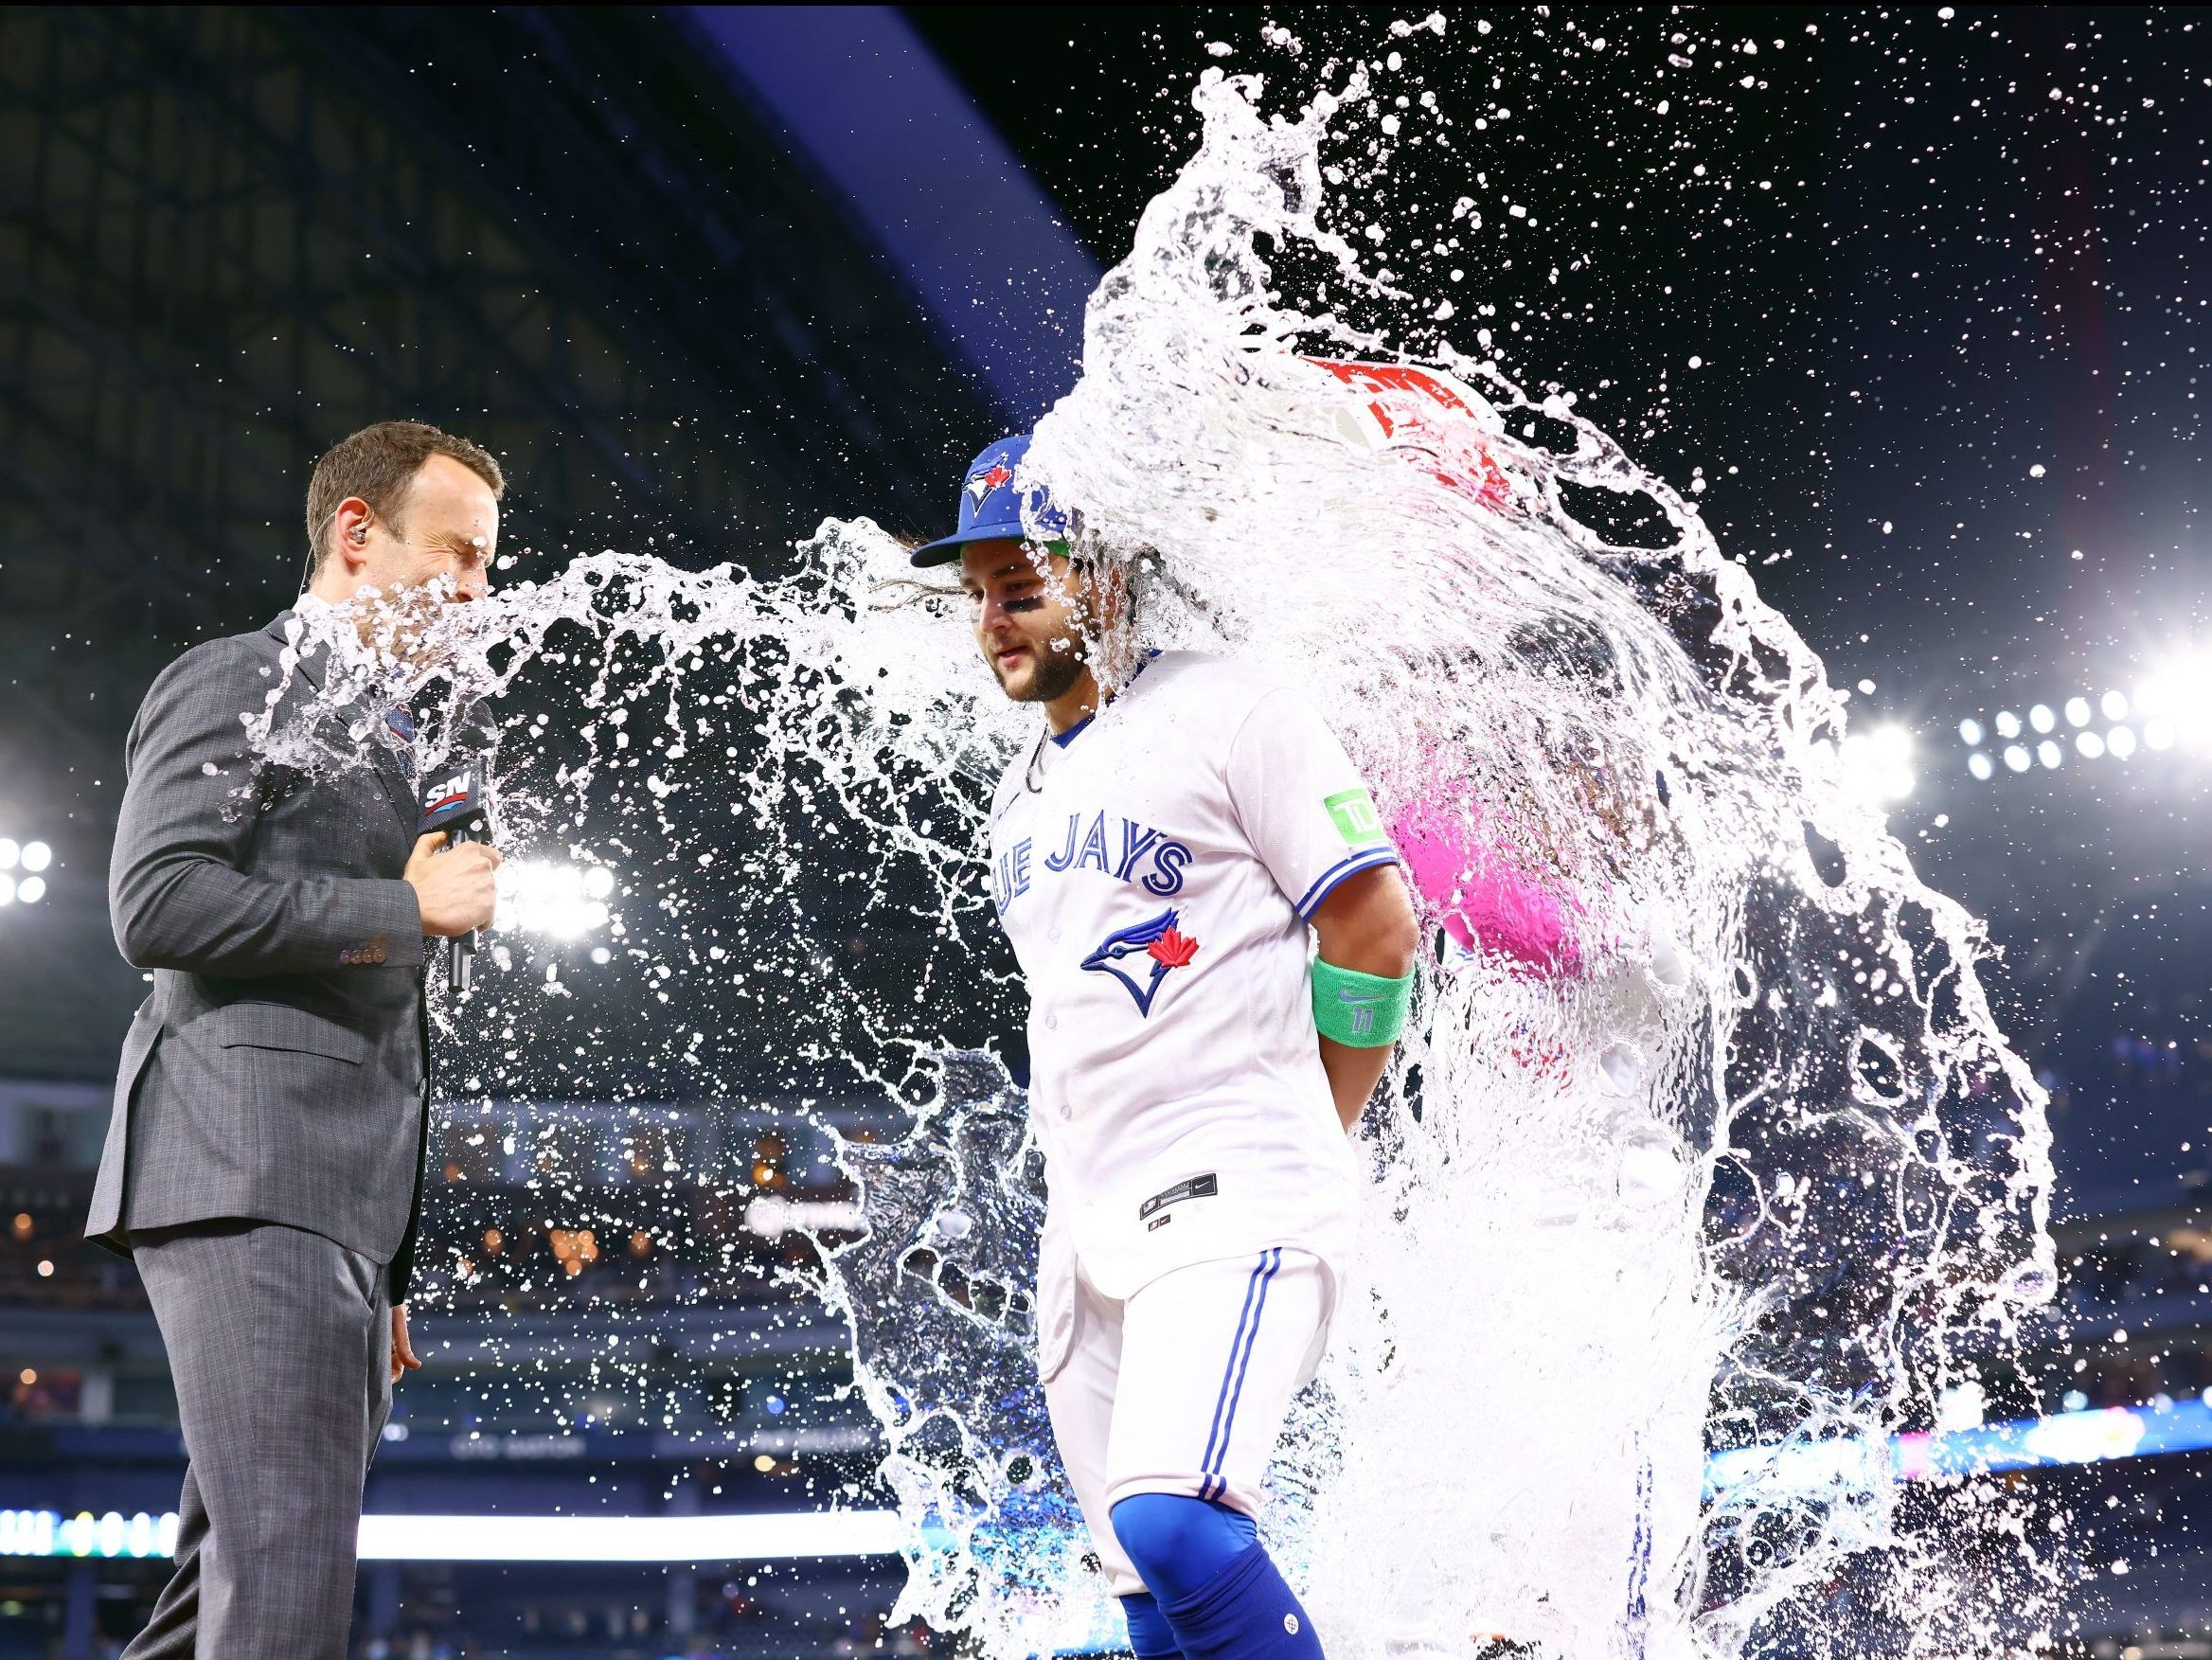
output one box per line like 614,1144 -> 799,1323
966,461 -> 1014,507
1081,908 -> 1201,1016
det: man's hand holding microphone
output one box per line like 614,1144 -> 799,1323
412,758 -> 498,993
403,827 -> 501,938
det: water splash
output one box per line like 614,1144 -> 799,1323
255,45 -> 2058,1660
1001,61 -> 2051,1653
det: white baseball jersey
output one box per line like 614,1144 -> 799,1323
987,651 -> 1400,1305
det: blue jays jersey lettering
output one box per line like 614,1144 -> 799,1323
988,651 -> 1400,1305
992,812 -> 1191,915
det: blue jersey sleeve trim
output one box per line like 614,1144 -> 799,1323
1293,846 -> 1400,919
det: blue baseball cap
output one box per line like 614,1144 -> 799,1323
909,434 -> 1070,567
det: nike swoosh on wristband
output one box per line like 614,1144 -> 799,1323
1336,989 -> 1380,1003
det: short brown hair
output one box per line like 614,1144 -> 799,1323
306,420 -> 506,570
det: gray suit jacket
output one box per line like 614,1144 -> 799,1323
87,612 -> 436,1300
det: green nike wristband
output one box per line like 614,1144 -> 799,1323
1311,958 -> 1414,1047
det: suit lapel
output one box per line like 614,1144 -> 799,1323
263,610 -> 421,837
370,732 -> 422,839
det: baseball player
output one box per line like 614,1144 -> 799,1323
909,436 -> 1419,1659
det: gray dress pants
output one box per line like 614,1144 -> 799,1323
123,1221 -> 393,1660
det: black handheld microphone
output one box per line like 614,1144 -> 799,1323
418,762 -> 491,994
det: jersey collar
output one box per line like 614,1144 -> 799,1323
1047,650 -> 1163,751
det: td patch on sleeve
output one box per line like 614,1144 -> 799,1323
1324,786 -> 1383,846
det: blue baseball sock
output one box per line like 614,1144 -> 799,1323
1119,1591 -> 1181,1658
1109,1494 -> 1320,1658
1161,1544 -> 1323,1658
1110,1492 -> 1257,1603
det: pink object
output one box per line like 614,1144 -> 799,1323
1303,358 -> 1519,511
1393,795 -> 1582,977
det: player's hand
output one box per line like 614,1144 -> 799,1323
390,1302 -> 421,1384
404,830 -> 502,937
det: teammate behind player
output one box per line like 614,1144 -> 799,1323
910,437 -> 1419,1659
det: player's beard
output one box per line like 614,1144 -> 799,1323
1003,634 -> 1089,704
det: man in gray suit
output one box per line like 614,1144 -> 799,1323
87,420 -> 508,1657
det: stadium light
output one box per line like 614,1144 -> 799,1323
1957,684 -> 2164,781
1832,724 -> 1915,802
2137,655 -> 2212,747
0,838 -> 52,905
493,859 -> 617,939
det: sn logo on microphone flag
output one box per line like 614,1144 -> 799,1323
425,775 -> 470,817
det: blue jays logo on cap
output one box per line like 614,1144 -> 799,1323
1081,908 -> 1202,1017
966,460 -> 1014,508
910,433 -> 1069,568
